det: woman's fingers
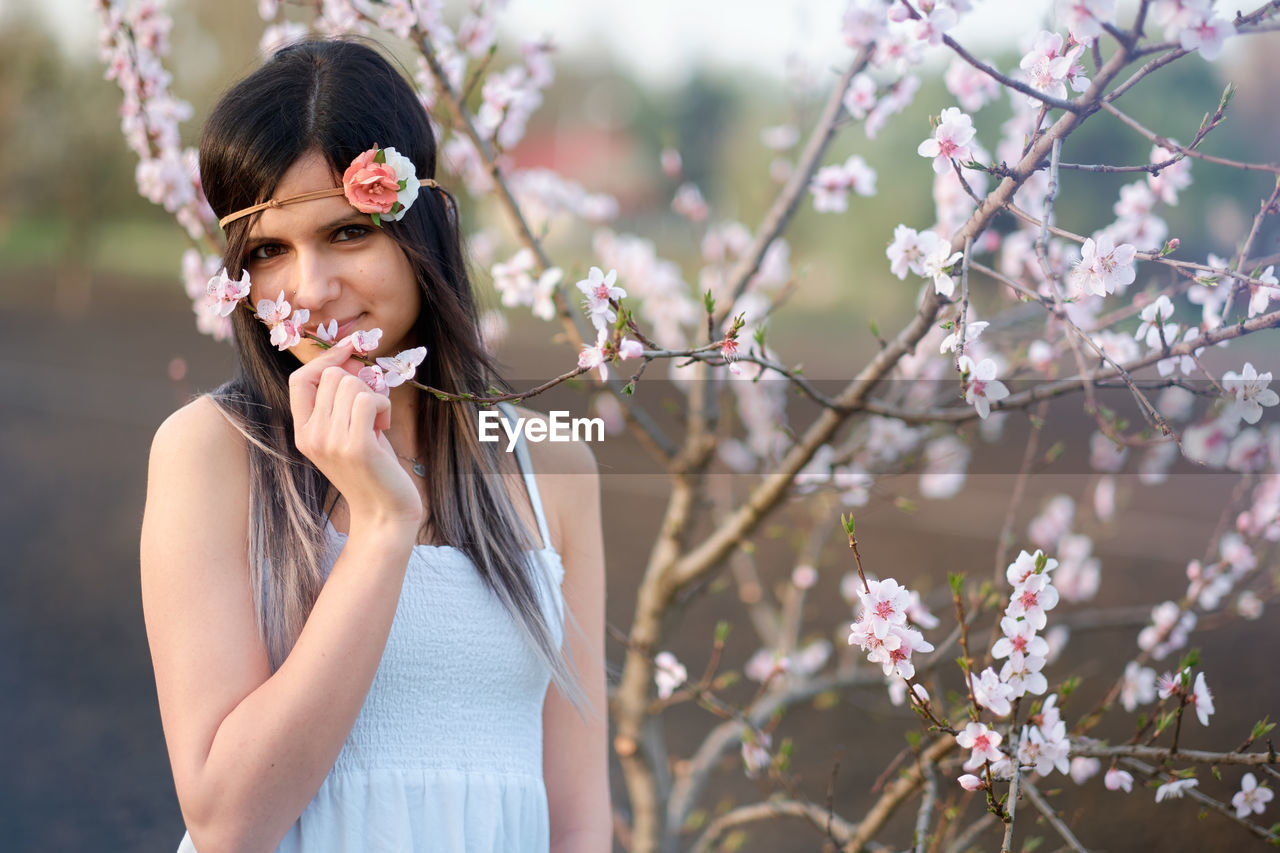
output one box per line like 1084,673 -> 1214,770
287,340 -> 355,427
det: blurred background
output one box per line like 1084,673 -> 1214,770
2,0 -> 1279,850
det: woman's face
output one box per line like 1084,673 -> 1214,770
243,149 -> 422,364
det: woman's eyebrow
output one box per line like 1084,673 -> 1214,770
246,213 -> 368,245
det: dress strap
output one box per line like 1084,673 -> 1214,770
498,403 -> 552,551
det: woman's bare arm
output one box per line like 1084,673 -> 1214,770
141,344 -> 421,852
534,430 -> 612,851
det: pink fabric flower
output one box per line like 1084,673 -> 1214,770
343,148 -> 401,215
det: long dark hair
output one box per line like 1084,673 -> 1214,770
199,39 -> 583,708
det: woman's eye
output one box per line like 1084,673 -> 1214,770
249,243 -> 284,261
334,225 -> 370,242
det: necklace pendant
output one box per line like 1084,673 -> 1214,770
412,460 -> 427,478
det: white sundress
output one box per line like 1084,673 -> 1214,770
177,406 -> 566,852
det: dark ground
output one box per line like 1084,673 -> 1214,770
1,272 -> 1277,851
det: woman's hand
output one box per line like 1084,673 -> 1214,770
288,340 -> 421,530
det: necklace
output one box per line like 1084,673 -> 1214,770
396,452 -> 427,478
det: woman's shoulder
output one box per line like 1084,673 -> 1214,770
507,404 -> 600,556
149,395 -> 250,493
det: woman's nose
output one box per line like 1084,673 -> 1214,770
289,248 -> 341,311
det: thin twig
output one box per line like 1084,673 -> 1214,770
1021,779 -> 1089,853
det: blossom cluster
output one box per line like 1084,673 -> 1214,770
847,577 -> 936,682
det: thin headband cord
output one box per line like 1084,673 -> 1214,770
219,178 -> 441,229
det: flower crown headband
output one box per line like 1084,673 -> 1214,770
218,144 -> 440,229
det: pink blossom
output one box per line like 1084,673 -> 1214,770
1006,549 -> 1057,588
791,564 -> 818,590
867,624 -> 933,679
357,364 -> 389,396
1105,768 -> 1135,792
1070,756 -> 1102,784
1000,650 -> 1048,697
1178,10 -> 1236,61
760,124 -> 799,150
1089,431 -> 1128,473
919,434 -> 970,500
741,731 -> 772,778
342,328 -> 383,356
956,722 -> 1004,771
972,666 -> 1014,717
940,319 -> 987,354
1232,773 -> 1274,819
1069,235 -> 1137,297
1237,590 -> 1264,620
957,773 -> 985,792
576,266 -> 626,333
1056,0 -> 1117,44
944,57 -> 1000,112
1148,143 -> 1193,205
958,356 -> 1010,420
1183,417 -> 1238,469
672,183 -> 708,222
842,1 -> 887,49
993,616 -> 1049,661
1223,362 -> 1280,425
811,156 -> 877,213
1119,661 -> 1157,712
1190,671 -> 1214,726
255,290 -> 292,326
1247,265 -> 1278,318
1138,601 -> 1196,659
577,333 -> 610,381
618,338 -> 645,361
919,231 -> 964,296
887,678 -> 931,707
843,73 -> 878,119
1019,711 -> 1070,776
917,107 -> 976,175
268,308 -> 308,351
1155,777 -> 1198,802
206,267 -> 251,317
659,147 -> 682,178
654,651 -> 687,699
315,319 -> 338,343
792,639 -> 832,676
1135,294 -> 1177,349
887,225 -> 927,279
375,347 -> 427,388
856,577 -> 912,639
1029,495 -> 1075,550
1019,31 -> 1089,104
911,3 -> 957,45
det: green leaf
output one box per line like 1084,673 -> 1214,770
374,148 -> 387,164
397,179 -> 407,191
714,620 -> 731,643
703,290 -> 715,313
371,212 -> 382,227
1253,717 -> 1276,740
949,572 -> 966,596
841,513 -> 856,536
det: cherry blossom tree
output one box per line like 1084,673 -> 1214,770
98,0 -> 1280,850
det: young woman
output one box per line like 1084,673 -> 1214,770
140,39 -> 610,852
